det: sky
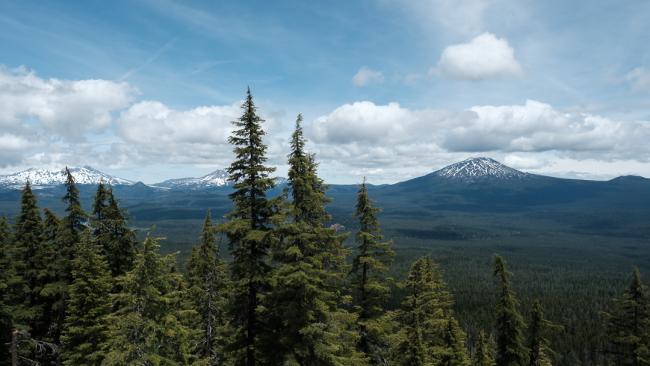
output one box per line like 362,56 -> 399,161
0,0 -> 649,184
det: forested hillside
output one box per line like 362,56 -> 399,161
1,91 -> 649,365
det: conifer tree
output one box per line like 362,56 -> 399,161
186,211 -> 231,365
474,331 -> 495,366
0,217 -> 14,365
605,268 -> 650,366
493,255 -> 527,366
527,301 -> 556,366
103,235 -> 193,365
351,179 -> 394,363
35,209 -> 61,341
11,182 -> 43,334
61,232 -> 111,365
218,88 -> 277,366
265,115 -> 364,365
96,187 -> 136,277
390,257 -> 469,366
48,168 -> 89,348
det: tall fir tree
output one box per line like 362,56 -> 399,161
94,186 -> 137,277
493,255 -> 527,366
103,235 -> 193,365
527,301 -> 556,366
218,88 -> 277,366
0,217 -> 14,365
186,211 -> 231,365
60,232 -> 112,365
474,331 -> 495,366
350,179 -> 395,364
390,257 -> 469,366
48,168 -> 89,350
605,268 -> 650,366
265,115 -> 364,365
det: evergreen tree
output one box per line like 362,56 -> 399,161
36,209 -> 62,342
186,211 -> 231,365
218,88 -> 277,366
11,181 -> 43,333
493,255 -> 527,366
0,217 -> 14,365
47,168 -> 89,349
103,235 -> 193,365
527,301 -> 556,366
350,179 -> 394,363
62,167 -> 87,237
97,187 -> 137,277
265,115 -> 364,365
474,331 -> 495,366
61,232 -> 111,365
390,257 -> 469,366
605,268 -> 650,366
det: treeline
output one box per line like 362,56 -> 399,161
1,90 -> 649,365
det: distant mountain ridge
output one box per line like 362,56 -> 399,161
0,158 -> 646,191
153,169 -> 230,189
0,166 -> 133,189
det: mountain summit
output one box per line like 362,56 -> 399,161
154,169 -> 230,189
432,157 -> 529,180
0,166 -> 133,188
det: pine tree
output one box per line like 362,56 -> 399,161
493,255 -> 527,366
61,232 -> 111,365
351,179 -> 395,363
96,187 -> 136,277
527,301 -> 556,366
103,235 -> 193,365
605,268 -> 650,366
474,331 -> 495,366
186,211 -> 231,365
390,257 -> 469,366
218,88 -> 277,366
0,217 -> 14,365
47,168 -> 89,349
265,115 -> 364,365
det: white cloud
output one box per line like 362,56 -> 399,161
307,99 -> 650,181
625,67 -> 650,91
0,66 -> 136,140
436,33 -> 522,80
352,67 -> 384,87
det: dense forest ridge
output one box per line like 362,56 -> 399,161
2,157 -> 648,190
1,90 -> 649,366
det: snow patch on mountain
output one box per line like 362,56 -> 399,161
0,166 -> 133,188
154,169 -> 231,189
433,157 -> 529,180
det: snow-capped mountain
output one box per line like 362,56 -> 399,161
154,169 -> 231,189
432,157 -> 530,180
154,169 -> 288,190
0,166 -> 134,189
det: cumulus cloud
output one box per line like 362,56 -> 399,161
352,67 -> 384,87
0,66 -> 136,140
625,67 -> 650,91
435,33 -> 522,80
308,99 -> 650,176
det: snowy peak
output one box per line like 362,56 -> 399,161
154,169 -> 231,189
153,169 -> 287,190
0,166 -> 133,188
433,157 -> 529,180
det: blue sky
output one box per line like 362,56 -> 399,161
1,0 -> 649,183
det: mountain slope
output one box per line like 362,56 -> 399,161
0,166 -> 133,188
154,169 -> 230,189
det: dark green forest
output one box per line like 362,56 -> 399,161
1,91 -> 649,366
